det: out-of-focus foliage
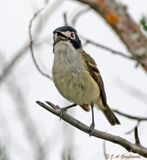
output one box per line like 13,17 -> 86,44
0,144 -> 9,160
140,16 -> 147,31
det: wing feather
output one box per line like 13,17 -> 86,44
81,51 -> 107,106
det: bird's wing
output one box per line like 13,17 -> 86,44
81,50 -> 107,106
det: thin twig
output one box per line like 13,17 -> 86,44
0,44 -> 29,84
103,140 -> 107,160
1,0 -> 62,84
81,36 -> 136,61
125,121 -> 140,135
63,12 -> 68,26
115,79 -> 147,105
113,110 -> 147,121
63,11 -> 134,62
71,7 -> 91,27
28,4 -> 52,80
36,100 -> 147,158
44,0 -> 49,4
0,53 -> 48,159
7,79 -> 47,160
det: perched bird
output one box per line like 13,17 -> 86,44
52,26 -> 120,132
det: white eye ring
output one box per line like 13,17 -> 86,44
70,32 -> 75,39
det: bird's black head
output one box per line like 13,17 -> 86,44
53,26 -> 81,49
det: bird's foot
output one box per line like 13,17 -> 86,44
60,108 -> 68,120
59,104 -> 77,120
89,123 -> 95,136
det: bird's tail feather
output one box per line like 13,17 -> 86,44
102,105 -> 120,125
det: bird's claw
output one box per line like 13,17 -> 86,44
89,123 -> 95,136
60,108 -> 67,120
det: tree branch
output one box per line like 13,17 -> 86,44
63,12 -> 68,26
63,10 -> 135,62
125,121 -> 140,135
0,0 -> 59,85
71,7 -> 91,27
80,35 -> 136,61
0,44 -> 29,84
36,100 -> 147,158
113,110 -> 147,121
28,3 -> 52,80
73,0 -> 147,72
103,140 -> 107,160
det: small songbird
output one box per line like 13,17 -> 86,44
52,26 -> 120,132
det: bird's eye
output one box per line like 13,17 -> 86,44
70,32 -> 75,39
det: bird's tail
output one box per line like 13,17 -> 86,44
102,105 -> 120,125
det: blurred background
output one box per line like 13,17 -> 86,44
0,0 -> 147,159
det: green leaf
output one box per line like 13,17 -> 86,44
140,17 -> 147,31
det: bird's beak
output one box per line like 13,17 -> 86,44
53,31 -> 68,45
56,31 -> 67,39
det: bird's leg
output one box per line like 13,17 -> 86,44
60,103 -> 77,119
89,104 -> 95,135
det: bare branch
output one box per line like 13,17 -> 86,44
1,0 -> 61,84
113,110 -> 147,121
44,0 -> 49,4
28,4 -> 52,80
0,53 -> 48,159
125,121 -> 140,135
63,12 -> 68,26
36,100 -> 147,158
0,44 -> 29,84
103,140 -> 107,160
71,7 -> 91,27
74,0 -> 147,72
80,35 -> 136,61
63,11 -> 135,62
115,79 -> 147,105
8,80 -> 47,160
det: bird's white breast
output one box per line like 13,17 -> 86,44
52,41 -> 100,105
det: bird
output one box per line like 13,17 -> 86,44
52,26 -> 120,132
